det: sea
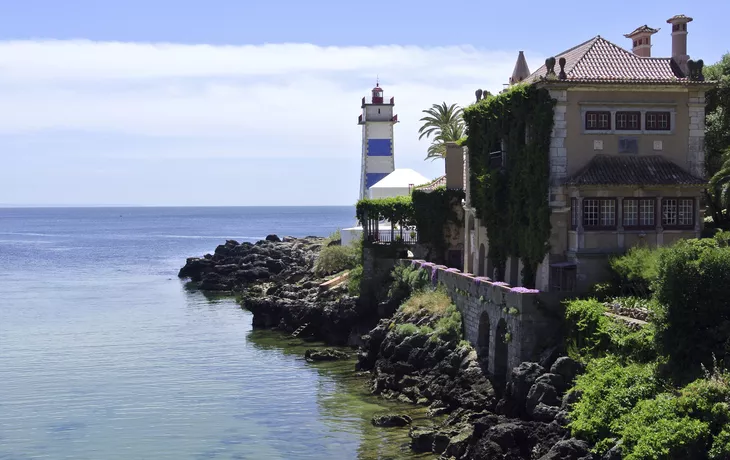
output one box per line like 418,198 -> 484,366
0,207 -> 431,460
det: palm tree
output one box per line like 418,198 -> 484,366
418,102 -> 465,161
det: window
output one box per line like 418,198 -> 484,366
623,198 -> 655,229
570,198 -> 577,230
662,198 -> 694,228
586,111 -> 611,130
583,198 -> 616,229
646,111 -> 671,131
618,137 -> 639,154
616,111 -> 641,130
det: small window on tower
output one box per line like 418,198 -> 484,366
378,109 -> 381,114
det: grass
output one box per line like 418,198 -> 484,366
399,288 -> 453,316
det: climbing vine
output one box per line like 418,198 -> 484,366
355,196 -> 415,227
463,84 -> 555,287
355,187 -> 464,261
412,187 -> 465,260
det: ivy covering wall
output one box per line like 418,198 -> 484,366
355,187 -> 464,261
463,84 -> 555,287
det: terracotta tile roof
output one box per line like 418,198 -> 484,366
524,36 -> 687,84
624,25 -> 660,38
415,175 -> 446,192
566,155 -> 706,187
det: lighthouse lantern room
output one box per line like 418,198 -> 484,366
358,81 -> 398,200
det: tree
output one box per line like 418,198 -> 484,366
704,53 -> 730,229
418,102 -> 465,161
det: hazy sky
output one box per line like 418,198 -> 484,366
0,0 -> 728,206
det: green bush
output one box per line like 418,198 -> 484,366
388,264 -> 430,301
653,238 -> 730,380
394,323 -> 419,337
314,242 -> 359,277
433,304 -> 463,342
564,299 -> 656,362
615,370 -> 730,459
609,246 -> 664,298
569,357 -> 661,448
347,265 -> 363,296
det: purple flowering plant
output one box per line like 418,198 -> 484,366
510,286 -> 540,294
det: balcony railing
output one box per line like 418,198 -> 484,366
362,96 -> 395,105
363,220 -> 418,245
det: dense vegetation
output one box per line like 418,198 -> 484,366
563,232 -> 730,458
704,53 -> 730,229
463,84 -> 555,287
313,230 -> 361,277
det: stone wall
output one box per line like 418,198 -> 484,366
407,260 -> 564,381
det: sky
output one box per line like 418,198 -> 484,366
0,0 -> 728,206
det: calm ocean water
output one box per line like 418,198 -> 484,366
0,207 -> 429,460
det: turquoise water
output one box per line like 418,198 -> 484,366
0,207 -> 430,460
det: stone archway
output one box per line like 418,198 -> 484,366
494,318 -> 509,382
477,311 -> 490,366
478,244 -> 486,277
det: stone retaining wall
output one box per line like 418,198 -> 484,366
406,260 -> 563,380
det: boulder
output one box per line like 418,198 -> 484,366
304,348 -> 349,362
532,403 -> 561,423
499,362 -> 546,417
550,356 -> 583,386
561,389 -> 583,411
265,234 -> 281,242
526,381 -> 562,416
371,414 -> 412,427
409,426 -> 436,452
538,438 -> 592,460
536,372 -> 567,393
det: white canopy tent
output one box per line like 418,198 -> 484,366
368,169 -> 430,199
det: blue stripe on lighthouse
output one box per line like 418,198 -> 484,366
367,139 -> 392,156
366,173 -> 389,188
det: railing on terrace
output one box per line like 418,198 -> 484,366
361,96 -> 395,105
363,220 -> 418,245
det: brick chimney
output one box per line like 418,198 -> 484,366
666,14 -> 693,75
624,25 -> 659,57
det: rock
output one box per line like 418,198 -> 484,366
536,372 -> 567,393
526,381 -> 562,416
555,410 -> 571,427
409,426 -> 436,452
304,348 -> 349,362
443,425 -> 474,459
499,362 -> 546,417
371,414 -> 412,427
532,403 -> 561,423
539,438 -> 592,460
550,356 -> 583,386
265,234 -> 281,242
486,422 -> 526,450
602,440 -> 623,460
561,389 -> 583,411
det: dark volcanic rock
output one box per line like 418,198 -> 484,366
497,362 -> 546,418
550,356 -> 583,387
371,414 -> 412,427
265,234 -> 281,242
538,438 -> 592,460
304,348 -> 349,362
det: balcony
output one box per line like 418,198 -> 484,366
361,96 -> 395,106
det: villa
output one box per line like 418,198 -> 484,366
462,14 -> 715,292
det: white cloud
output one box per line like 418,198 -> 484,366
0,40 -> 543,205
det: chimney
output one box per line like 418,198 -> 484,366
624,25 -> 659,57
666,14 -> 693,75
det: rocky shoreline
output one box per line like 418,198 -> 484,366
179,237 -> 594,460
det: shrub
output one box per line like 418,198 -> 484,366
313,242 -> 359,277
569,357 -> 661,448
653,238 -> 730,380
609,246 -> 664,298
565,298 -> 656,362
615,369 -> 730,459
347,265 -> 363,296
394,323 -> 419,337
388,264 -> 430,301
433,304 -> 463,342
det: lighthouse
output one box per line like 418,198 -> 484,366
358,81 -> 398,200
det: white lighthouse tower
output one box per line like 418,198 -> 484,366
358,81 -> 398,199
